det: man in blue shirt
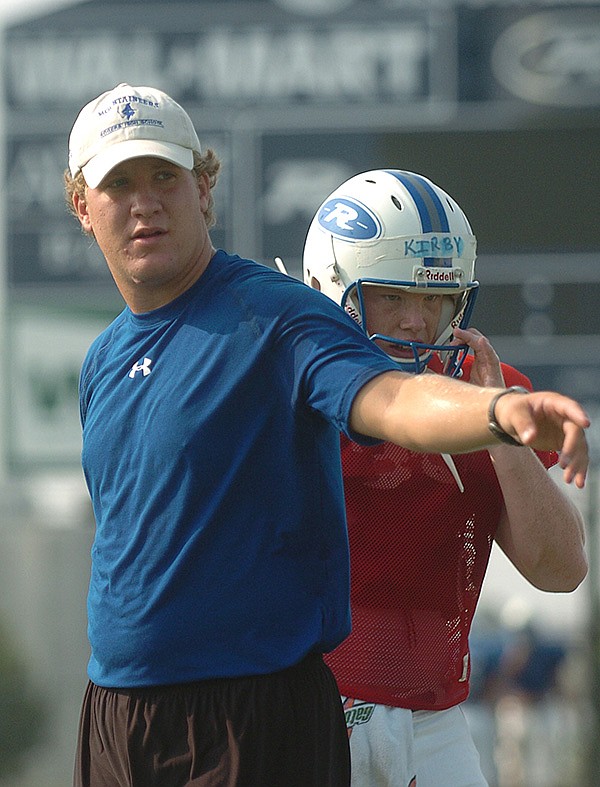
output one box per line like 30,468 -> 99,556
64,83 -> 590,787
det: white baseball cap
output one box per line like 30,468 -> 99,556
68,83 -> 202,188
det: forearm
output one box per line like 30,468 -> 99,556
349,370 -> 590,487
491,445 -> 588,591
351,371 -> 507,454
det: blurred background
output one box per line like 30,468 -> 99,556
0,0 -> 598,784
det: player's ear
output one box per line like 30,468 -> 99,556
73,191 -> 93,234
197,171 -> 211,211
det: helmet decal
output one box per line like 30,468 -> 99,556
317,198 -> 381,241
385,170 -> 451,233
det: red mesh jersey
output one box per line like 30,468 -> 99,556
326,359 -> 557,710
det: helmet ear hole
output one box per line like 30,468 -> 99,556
391,195 -> 403,212
310,276 -> 321,291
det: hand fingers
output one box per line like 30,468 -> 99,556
517,393 -> 590,433
453,327 -> 497,359
560,456 -> 588,489
454,327 -> 503,388
451,326 -> 481,348
502,392 -> 590,450
558,422 -> 589,488
561,463 -> 587,489
454,327 -> 481,335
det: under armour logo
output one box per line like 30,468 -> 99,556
128,357 -> 152,378
120,102 -> 136,121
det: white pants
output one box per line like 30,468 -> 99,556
343,698 -> 488,787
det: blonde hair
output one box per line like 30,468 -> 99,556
64,148 -> 222,231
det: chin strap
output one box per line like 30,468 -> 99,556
441,453 -> 465,493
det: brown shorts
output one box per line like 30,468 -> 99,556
74,653 -> 350,787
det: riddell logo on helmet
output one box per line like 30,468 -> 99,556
425,269 -> 457,283
345,303 -> 362,325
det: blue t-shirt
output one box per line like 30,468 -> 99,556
79,250 -> 398,687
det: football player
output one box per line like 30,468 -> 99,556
303,169 -> 588,787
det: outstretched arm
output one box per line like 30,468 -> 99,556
349,366 -> 590,488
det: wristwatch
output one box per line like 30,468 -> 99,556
487,385 -> 529,446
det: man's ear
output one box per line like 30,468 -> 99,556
73,191 -> 93,234
198,171 -> 211,210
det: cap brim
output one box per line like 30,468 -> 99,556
81,140 -> 195,188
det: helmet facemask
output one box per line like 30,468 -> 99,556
342,279 -> 478,377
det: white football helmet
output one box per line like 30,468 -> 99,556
303,169 -> 479,376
